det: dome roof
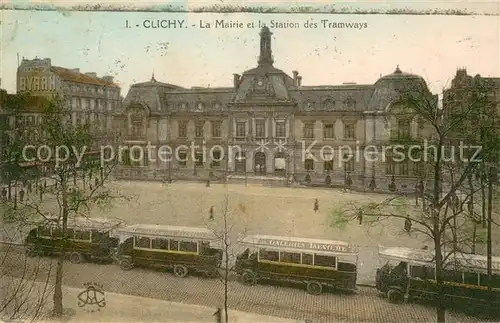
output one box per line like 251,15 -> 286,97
376,66 -> 426,84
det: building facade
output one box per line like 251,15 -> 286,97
16,57 -> 122,149
116,27 -> 435,192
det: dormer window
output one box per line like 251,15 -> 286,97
196,102 -> 204,111
344,97 -> 356,109
323,99 -> 334,110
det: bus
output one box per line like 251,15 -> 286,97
235,234 -> 358,295
376,246 -> 500,316
25,217 -> 123,264
113,224 -> 223,278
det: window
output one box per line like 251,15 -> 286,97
480,274 -> 500,288
303,122 -> 314,139
195,152 -> 204,167
255,119 -> 265,138
344,154 -> 354,172
275,120 -> 286,138
135,236 -> 151,249
178,151 -> 187,167
302,253 -> 313,265
280,252 -> 301,264
386,154 -> 395,175
169,240 -> 179,251
442,269 -> 463,283
410,265 -> 430,279
463,272 -> 479,285
323,123 -> 334,139
195,121 -> 204,138
305,159 -> 314,171
152,238 -> 168,250
38,226 -> 51,237
236,122 -> 246,138
212,121 -> 222,138
324,159 -> 333,171
211,150 -> 221,167
398,160 -> 409,176
314,254 -> 336,268
131,116 -> 144,138
52,228 -> 63,238
397,119 -> 411,138
259,248 -> 279,262
179,241 -> 198,252
344,123 -> 355,139
91,230 -> 107,242
73,230 -> 91,240
178,121 -> 188,138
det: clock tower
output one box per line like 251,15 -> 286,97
258,26 -> 274,67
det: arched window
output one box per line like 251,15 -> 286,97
323,99 -> 334,110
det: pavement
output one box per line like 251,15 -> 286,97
1,277 -> 303,323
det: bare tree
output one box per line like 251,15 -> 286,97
204,193 -> 248,323
3,95 -> 124,318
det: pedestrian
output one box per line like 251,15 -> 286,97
415,180 -> 423,206
213,307 -> 222,323
206,179 -> 210,187
19,188 -> 25,202
27,182 -> 32,194
39,186 -> 43,202
404,216 -> 412,233
44,180 -> 47,189
95,177 -> 99,187
1,187 -> 6,201
313,199 -> 319,212
209,206 -> 214,221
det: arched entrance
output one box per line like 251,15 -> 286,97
274,152 -> 287,177
234,152 -> 246,174
254,152 -> 266,175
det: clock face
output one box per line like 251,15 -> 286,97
257,80 -> 263,86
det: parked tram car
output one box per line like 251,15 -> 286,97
235,234 -> 359,295
113,224 -> 223,278
25,217 -> 123,263
376,246 -> 500,316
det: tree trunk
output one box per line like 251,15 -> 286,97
224,214 -> 229,323
480,165 -> 486,228
52,179 -> 68,317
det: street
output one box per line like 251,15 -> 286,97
0,249 -> 488,323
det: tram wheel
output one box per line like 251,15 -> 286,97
306,281 -> 323,295
173,265 -> 189,278
241,271 -> 257,285
119,258 -> 134,271
387,288 -> 404,304
69,252 -> 84,264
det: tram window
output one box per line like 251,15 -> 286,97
151,238 -> 168,250
423,266 -> 435,280
65,228 -> 74,238
442,270 -> 463,283
259,249 -> 279,262
38,226 -> 51,237
480,274 -> 500,288
314,254 -> 336,268
74,230 -> 91,241
463,272 -> 479,285
410,265 -> 427,279
179,241 -> 198,252
169,240 -> 179,251
200,242 -> 210,253
280,252 -> 301,264
302,253 -> 313,265
52,228 -> 63,238
135,236 -> 151,248
91,230 -> 107,242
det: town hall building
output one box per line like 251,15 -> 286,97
116,26 -> 435,191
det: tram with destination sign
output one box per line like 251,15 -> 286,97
25,217 -> 123,264
376,246 -> 500,316
235,234 -> 359,295
112,224 -> 223,278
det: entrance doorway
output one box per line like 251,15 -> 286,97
234,152 -> 246,173
274,152 -> 287,177
254,152 -> 266,175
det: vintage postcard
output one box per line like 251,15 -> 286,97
1,1 -> 499,322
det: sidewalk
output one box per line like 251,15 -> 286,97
32,283 -> 304,323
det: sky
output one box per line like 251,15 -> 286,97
1,3 -> 499,96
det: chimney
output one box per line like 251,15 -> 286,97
71,68 -> 80,73
297,76 -> 302,87
102,76 -> 114,83
292,70 -> 298,84
85,72 -> 98,78
233,74 -> 240,89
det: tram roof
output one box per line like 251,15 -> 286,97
239,234 -> 358,255
43,216 -> 124,231
114,224 -> 218,240
379,247 -> 500,274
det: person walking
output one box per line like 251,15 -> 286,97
313,198 -> 319,212
1,187 -> 6,201
209,206 -> 214,221
19,188 -> 25,202
404,215 -> 412,233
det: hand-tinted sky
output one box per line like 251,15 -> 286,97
1,7 -> 498,95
